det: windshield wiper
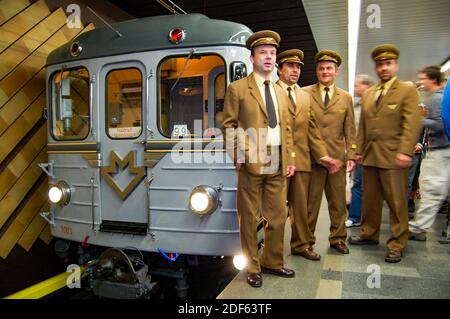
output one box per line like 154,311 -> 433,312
170,48 -> 195,92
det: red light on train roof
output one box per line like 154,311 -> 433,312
169,27 -> 186,44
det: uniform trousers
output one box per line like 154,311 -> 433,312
307,164 -> 347,245
360,166 -> 409,251
237,165 -> 287,273
288,171 -> 312,253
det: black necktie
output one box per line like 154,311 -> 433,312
287,87 -> 296,111
324,86 -> 330,107
375,85 -> 384,107
264,80 -> 277,128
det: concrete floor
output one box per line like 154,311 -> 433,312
218,197 -> 450,299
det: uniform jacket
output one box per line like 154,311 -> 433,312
221,73 -> 295,176
357,78 -> 422,168
304,83 -> 357,163
276,81 -> 328,171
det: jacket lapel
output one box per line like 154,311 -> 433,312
275,80 -> 295,116
295,88 -> 304,116
248,73 -> 268,118
274,84 -> 285,120
327,87 -> 341,109
364,86 -> 376,115
310,83 -> 324,110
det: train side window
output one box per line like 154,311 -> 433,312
158,54 -> 225,138
51,67 -> 90,140
106,68 -> 143,139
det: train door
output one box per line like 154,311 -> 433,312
99,62 -> 148,234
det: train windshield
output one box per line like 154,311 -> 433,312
159,54 -> 225,138
50,67 -> 90,140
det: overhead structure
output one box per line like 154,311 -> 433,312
356,0 -> 450,82
107,0 -> 319,86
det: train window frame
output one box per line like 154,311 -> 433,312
105,67 -> 144,140
49,66 -> 91,141
213,72 -> 225,133
157,53 -> 226,139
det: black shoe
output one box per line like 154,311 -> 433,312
261,266 -> 295,278
330,241 -> 350,254
348,235 -> 379,245
247,272 -> 262,288
292,248 -> 321,260
385,250 -> 402,263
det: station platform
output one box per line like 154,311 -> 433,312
218,197 -> 450,299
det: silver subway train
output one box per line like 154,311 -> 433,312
40,13 -> 255,298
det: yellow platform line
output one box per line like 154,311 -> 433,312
4,264 -> 88,299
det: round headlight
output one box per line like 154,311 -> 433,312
190,192 -> 210,212
189,185 -> 219,215
48,186 -> 63,203
48,181 -> 71,206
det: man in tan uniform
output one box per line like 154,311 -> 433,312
304,50 -> 357,255
275,49 -> 342,261
222,30 -> 296,288
349,44 -> 422,263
